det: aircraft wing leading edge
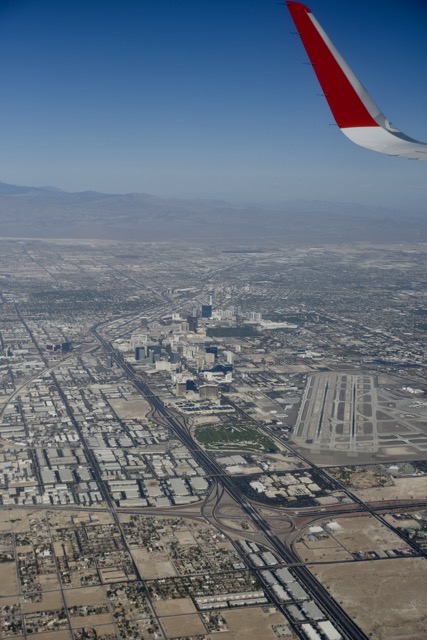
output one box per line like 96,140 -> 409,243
286,1 -> 427,161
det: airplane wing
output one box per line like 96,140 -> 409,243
286,1 -> 427,161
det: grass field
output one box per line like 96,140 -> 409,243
195,422 -> 278,453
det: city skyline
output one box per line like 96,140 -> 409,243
0,236 -> 426,639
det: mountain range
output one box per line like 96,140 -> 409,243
0,181 -> 425,244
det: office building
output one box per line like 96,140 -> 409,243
201,304 -> 212,318
199,384 -> 219,400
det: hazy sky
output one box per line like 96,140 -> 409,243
0,0 -> 426,210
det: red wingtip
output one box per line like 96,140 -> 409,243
286,2 -> 378,128
286,2 -> 311,13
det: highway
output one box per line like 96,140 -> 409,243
225,396 -> 427,558
93,327 -> 370,640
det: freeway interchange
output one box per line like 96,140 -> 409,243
93,327 -> 377,640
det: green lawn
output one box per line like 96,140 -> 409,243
195,422 -> 278,453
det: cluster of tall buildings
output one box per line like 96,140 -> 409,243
46,341 -> 72,353
128,301 -> 238,401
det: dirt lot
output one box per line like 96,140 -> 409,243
295,515 -> 406,562
220,517 -> 258,533
107,396 -> 151,418
0,509 -> 31,533
327,467 -> 392,490
175,530 -> 197,545
0,562 -> 18,596
131,548 -> 177,579
211,606 -> 296,640
64,586 -> 107,607
161,613 -> 206,638
356,476 -> 427,502
296,537 -> 352,563
39,573 -> 61,591
48,510 -> 112,528
154,597 -> 196,617
311,557 -> 427,640
193,415 -> 221,425
99,568 -> 129,583
22,590 -> 63,613
330,516 -> 405,551
265,452 -> 309,471
26,632 -> 71,640
70,613 -> 113,629
0,595 -> 20,607
325,467 -> 427,502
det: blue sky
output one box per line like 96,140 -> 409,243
0,0 -> 426,211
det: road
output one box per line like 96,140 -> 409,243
92,326 -> 371,640
224,395 -> 427,558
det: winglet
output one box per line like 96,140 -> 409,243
286,1 -> 380,129
286,1 -> 427,160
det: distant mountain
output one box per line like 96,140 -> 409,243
0,181 -> 49,195
0,181 -> 425,244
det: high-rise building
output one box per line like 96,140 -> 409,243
225,350 -> 234,364
206,345 -> 218,359
187,315 -> 198,333
145,343 -> 162,357
176,381 -> 187,397
170,352 -> 181,364
204,352 -> 216,366
135,347 -> 145,361
201,304 -> 212,318
46,343 -> 61,352
199,384 -> 218,400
